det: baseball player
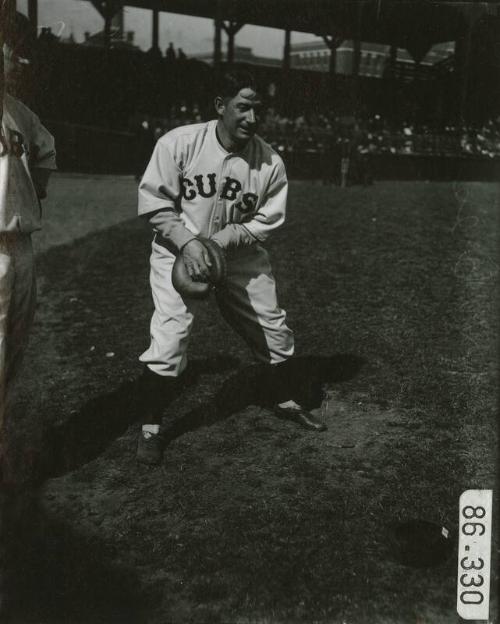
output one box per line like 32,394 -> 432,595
137,70 -> 326,465
0,13 -> 56,476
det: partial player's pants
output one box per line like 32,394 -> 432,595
0,234 -> 36,438
140,237 -> 294,378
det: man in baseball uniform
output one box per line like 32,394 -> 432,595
137,70 -> 326,465
0,13 -> 56,476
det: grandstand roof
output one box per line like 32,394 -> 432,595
123,0 -> 496,56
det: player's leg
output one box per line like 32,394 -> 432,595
5,235 -> 36,388
0,235 -> 37,479
216,245 -> 293,364
0,237 -> 14,469
140,238 -> 194,377
137,238 -> 194,464
1,235 -> 37,480
216,245 -> 326,431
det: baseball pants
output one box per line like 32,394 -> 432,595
0,234 -> 36,436
140,238 -> 294,377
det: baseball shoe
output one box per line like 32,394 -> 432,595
136,431 -> 164,465
274,404 -> 327,431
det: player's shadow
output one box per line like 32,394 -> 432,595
163,353 -> 365,445
11,353 -> 362,482
33,354 -> 240,480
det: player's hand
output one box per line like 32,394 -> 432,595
181,239 -> 212,282
31,168 -> 51,200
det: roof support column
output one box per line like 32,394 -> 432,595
323,35 -> 343,104
213,0 -> 222,74
351,37 -> 361,111
322,35 -> 343,76
152,8 -> 159,52
90,0 -> 123,48
388,43 -> 397,78
352,38 -> 361,78
104,9 -> 112,48
455,18 -> 472,123
352,3 -> 363,112
28,0 -> 37,32
222,20 -> 244,66
413,59 -> 420,82
281,28 -> 291,110
386,43 -> 398,120
282,28 -> 291,73
329,44 -> 337,75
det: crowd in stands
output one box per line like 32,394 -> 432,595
12,23 -> 497,160
132,102 -> 500,160
12,25 -> 499,178
262,111 -> 500,159
164,43 -> 187,62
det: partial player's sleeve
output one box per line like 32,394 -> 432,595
148,209 -> 197,252
211,158 -> 288,249
138,138 -> 196,251
209,223 -> 256,249
30,114 -> 57,170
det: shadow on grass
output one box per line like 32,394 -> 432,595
0,353 -> 364,622
0,485 -> 145,623
38,354 -> 241,480
8,353 -> 363,484
164,353 -> 365,445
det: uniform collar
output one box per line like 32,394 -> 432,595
212,119 -> 252,157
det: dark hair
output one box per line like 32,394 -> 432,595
215,69 -> 257,100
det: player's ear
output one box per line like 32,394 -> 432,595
214,96 -> 225,116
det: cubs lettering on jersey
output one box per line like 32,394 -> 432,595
181,174 -> 258,214
138,120 -> 287,251
0,94 -> 56,233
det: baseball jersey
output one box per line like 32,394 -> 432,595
138,119 -> 288,250
0,94 -> 57,234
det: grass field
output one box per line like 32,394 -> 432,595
1,175 -> 498,623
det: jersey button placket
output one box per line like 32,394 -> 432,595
213,156 -> 229,234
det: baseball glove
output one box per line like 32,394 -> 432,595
172,238 -> 226,299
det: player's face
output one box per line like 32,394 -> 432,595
216,87 -> 262,146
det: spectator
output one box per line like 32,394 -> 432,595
165,42 -> 176,62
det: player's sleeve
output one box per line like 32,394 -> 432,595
211,158 -> 288,249
138,138 -> 196,251
27,112 -> 56,199
30,114 -> 57,170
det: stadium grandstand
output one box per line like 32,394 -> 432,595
10,0 -> 500,179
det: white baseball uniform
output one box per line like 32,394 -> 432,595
138,119 -> 294,377
0,93 -> 56,431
